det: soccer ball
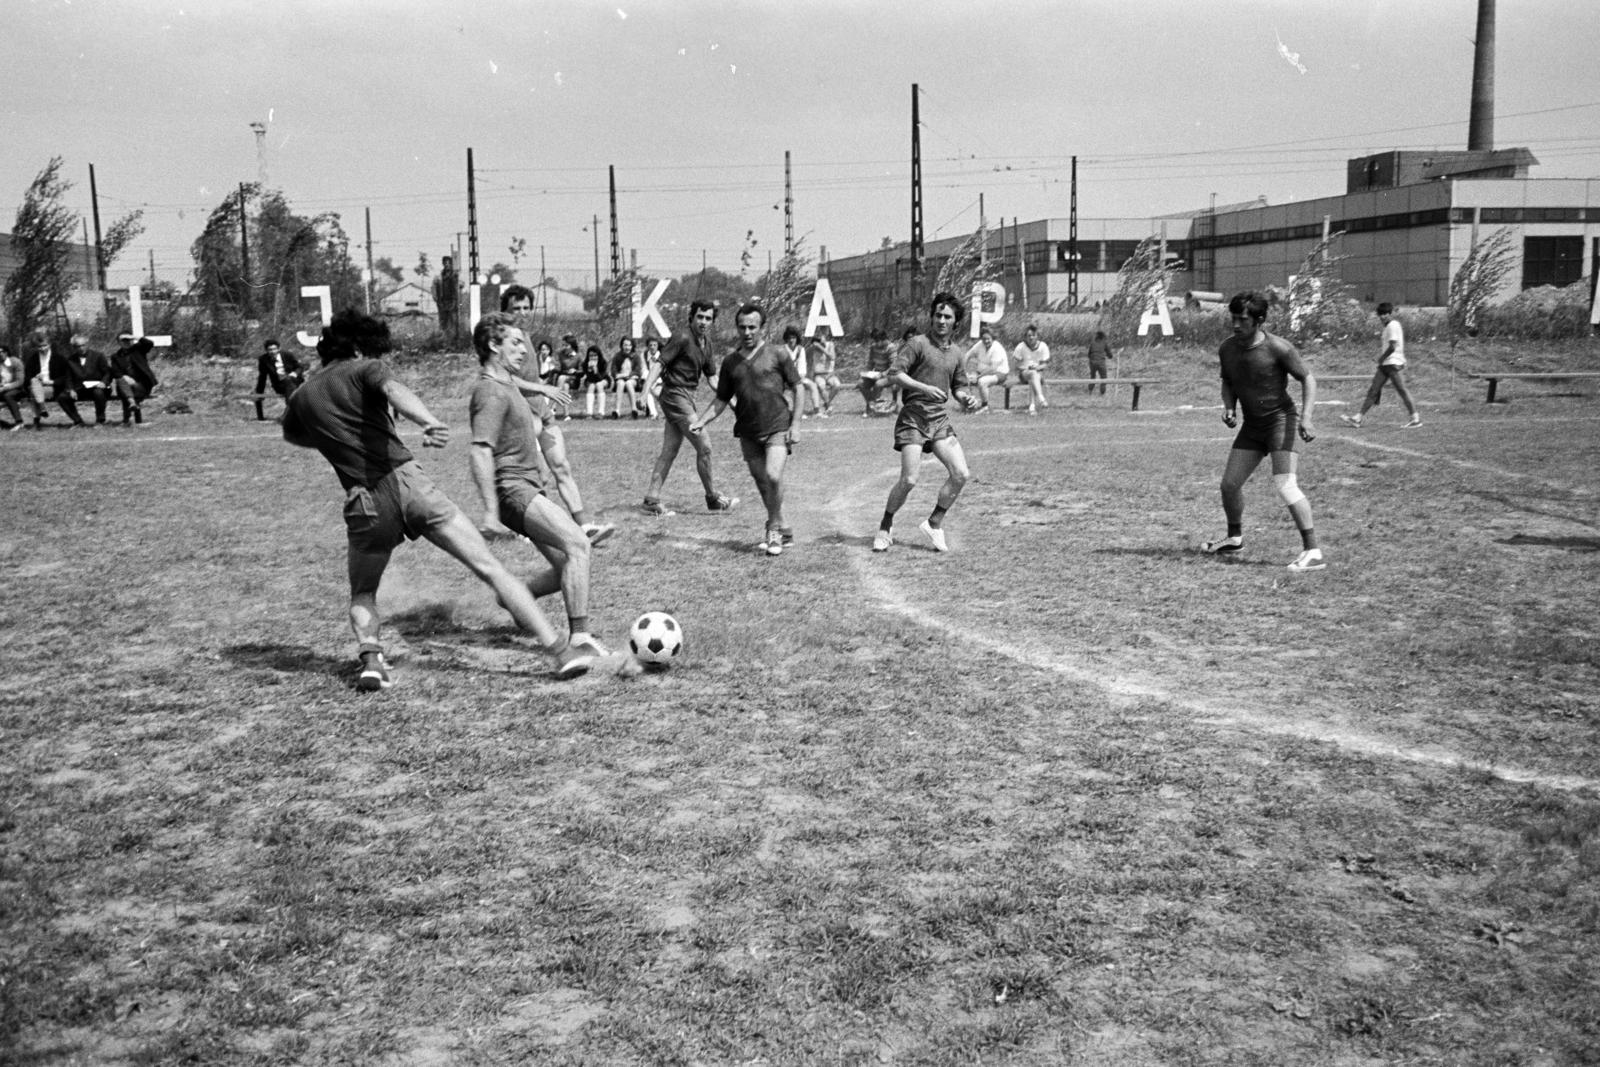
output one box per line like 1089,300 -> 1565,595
629,611 -> 682,667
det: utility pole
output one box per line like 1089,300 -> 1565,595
609,166 -> 621,280
979,193 -> 987,269
149,249 -> 157,288
540,244 -> 548,320
910,84 -> 924,304
592,215 -> 601,297
1068,156 -> 1079,309
239,183 -> 252,316
88,164 -> 108,301
466,148 -> 480,281
1017,218 -> 1029,309
784,150 -> 794,254
364,207 -> 374,314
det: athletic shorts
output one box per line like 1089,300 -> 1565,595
658,389 -> 698,434
739,432 -> 791,462
496,479 -> 546,535
893,407 -> 957,453
1363,365 -> 1407,407
1232,409 -> 1300,454
344,461 -> 458,595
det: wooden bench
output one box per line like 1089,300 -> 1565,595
1002,378 -> 1164,411
1468,372 -> 1600,403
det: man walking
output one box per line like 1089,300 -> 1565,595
283,309 -> 596,690
689,304 -> 802,556
1203,291 -> 1325,572
255,338 -> 304,422
872,292 -> 981,554
1341,302 -> 1421,429
641,300 -> 737,515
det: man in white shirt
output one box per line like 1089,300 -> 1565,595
1341,303 -> 1420,428
965,324 -> 1009,412
1012,323 -> 1051,415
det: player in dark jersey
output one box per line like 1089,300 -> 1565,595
640,300 -> 737,515
469,313 -> 612,664
871,292 -> 981,554
1204,291 -> 1325,572
689,303 -> 802,557
282,309 -> 594,689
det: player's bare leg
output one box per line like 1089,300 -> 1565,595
916,436 -> 970,551
874,446 -> 923,551
1205,447 -> 1263,554
747,439 -> 789,550
424,511 -> 564,648
516,494 -> 599,640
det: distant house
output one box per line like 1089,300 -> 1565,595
376,281 -> 437,318
526,280 -> 587,316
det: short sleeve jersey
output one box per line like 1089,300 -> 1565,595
714,341 -> 800,439
469,374 -> 545,494
891,334 -> 969,421
967,339 -> 1008,377
284,359 -> 414,490
1014,340 -> 1050,371
1381,319 -> 1405,366
1218,332 -> 1299,423
658,331 -> 717,394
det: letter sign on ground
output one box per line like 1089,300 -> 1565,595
125,287 -> 172,347
632,279 -> 671,339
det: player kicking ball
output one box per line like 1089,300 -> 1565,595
469,314 -> 614,666
872,292 -> 981,554
1204,291 -> 1325,572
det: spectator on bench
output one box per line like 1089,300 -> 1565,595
1013,323 -> 1052,414
112,336 -> 159,425
806,328 -> 840,416
965,323 -> 1009,413
0,344 -> 25,431
24,330 -> 87,429
858,327 -> 898,416
255,338 -> 305,422
69,334 -> 114,426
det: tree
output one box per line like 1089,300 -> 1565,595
372,256 -> 405,285
932,223 -> 1001,305
190,184 -> 362,322
487,261 -> 517,285
3,156 -> 142,339
414,252 -> 432,281
756,240 -> 815,329
1449,227 -> 1516,344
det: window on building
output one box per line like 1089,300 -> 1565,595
1522,236 -> 1584,289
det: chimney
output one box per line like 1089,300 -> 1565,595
1468,0 -> 1495,150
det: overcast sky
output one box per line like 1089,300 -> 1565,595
5,0 -> 1598,292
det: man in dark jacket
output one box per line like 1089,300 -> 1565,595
254,338 -> 305,421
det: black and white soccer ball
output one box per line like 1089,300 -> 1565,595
629,611 -> 682,667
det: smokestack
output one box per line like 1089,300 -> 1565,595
1468,0 -> 1495,151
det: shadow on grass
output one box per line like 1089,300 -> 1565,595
1091,546 -> 1279,565
639,530 -> 770,556
1497,533 -> 1600,553
222,642 -> 349,679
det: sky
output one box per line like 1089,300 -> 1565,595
5,0 -> 1599,294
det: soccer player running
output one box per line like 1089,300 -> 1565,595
1204,291 -> 1326,572
283,309 -> 597,690
469,313 -> 612,662
872,292 -> 981,554
688,304 -> 802,557
1340,302 -> 1421,429
499,285 -> 615,543
640,300 -> 737,515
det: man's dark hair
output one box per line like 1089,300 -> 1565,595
1227,291 -> 1270,324
930,291 -> 964,322
900,326 -> 917,342
133,338 -> 154,355
264,339 -> 280,349
735,302 -> 765,325
500,284 -> 536,311
782,325 -> 803,344
473,312 -> 519,363
689,299 -> 717,320
317,309 -> 393,364
1376,301 -> 1394,316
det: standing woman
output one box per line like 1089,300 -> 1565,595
783,326 -> 825,418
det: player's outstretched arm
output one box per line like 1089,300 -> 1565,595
382,379 -> 449,447
511,373 -> 570,408
689,398 -> 729,434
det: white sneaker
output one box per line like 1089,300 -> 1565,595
871,529 -> 893,552
1404,415 -> 1423,429
1287,549 -> 1327,573
582,522 -> 616,545
1339,414 -> 1363,428
919,519 -> 949,552
1202,535 -> 1244,555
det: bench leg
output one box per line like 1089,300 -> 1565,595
1002,385 -> 1011,410
1485,379 -> 1499,404
1130,383 -> 1142,411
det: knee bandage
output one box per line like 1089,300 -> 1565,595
1273,472 -> 1305,507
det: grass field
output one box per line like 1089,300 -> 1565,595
4,338 -> 1599,1065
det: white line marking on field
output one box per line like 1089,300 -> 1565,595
825,454 -> 1600,795
1336,436 -> 1596,494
